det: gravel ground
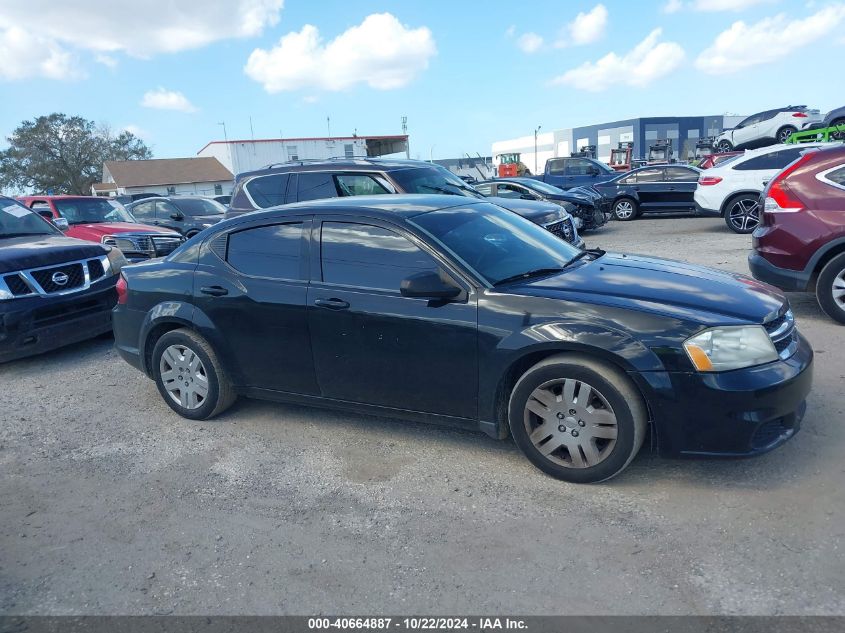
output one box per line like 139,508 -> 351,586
1,215 -> 843,616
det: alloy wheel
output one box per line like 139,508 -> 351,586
523,378 -> 618,469
832,270 -> 845,313
778,127 -> 795,143
727,198 -> 760,232
614,200 -> 634,220
159,344 -> 209,410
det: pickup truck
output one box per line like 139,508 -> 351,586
529,156 -> 618,190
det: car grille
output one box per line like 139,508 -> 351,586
3,274 -> 33,297
31,263 -> 85,293
763,308 -> 797,359
751,417 -> 796,450
546,218 -> 576,244
88,258 -> 105,281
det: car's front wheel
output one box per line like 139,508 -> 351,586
724,194 -> 761,233
716,139 -> 733,152
508,354 -> 647,483
152,328 -> 237,420
612,198 -> 637,221
777,126 -> 797,144
816,253 -> 845,324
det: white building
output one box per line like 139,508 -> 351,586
197,135 -> 409,175
95,157 -> 234,197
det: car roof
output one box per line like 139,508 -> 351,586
18,195 -> 103,200
228,194 -> 484,220
236,157 -> 436,180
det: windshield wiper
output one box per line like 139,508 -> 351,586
562,247 -> 605,269
493,267 -> 566,287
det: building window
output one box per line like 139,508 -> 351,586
287,145 -> 299,161
344,144 -> 354,158
214,184 -> 223,195
167,186 -> 176,195
688,129 -> 700,139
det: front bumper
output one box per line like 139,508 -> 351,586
635,333 -> 813,457
0,283 -> 117,363
747,251 -> 811,292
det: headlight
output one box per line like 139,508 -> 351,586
201,223 -> 213,228
683,326 -> 777,372
105,247 -> 129,275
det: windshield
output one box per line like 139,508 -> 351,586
390,166 -> 484,199
53,198 -> 136,225
173,198 -> 226,216
410,203 -> 580,286
0,198 -> 58,238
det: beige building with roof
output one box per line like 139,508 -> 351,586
93,157 -> 234,197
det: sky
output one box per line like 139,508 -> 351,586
1,0 -> 843,162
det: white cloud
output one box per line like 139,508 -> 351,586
245,13 -> 436,93
0,24 -> 82,80
95,54 -> 118,68
691,0 -> 772,11
141,88 -> 198,113
695,5 -> 845,74
517,32 -> 544,53
557,4 -> 608,47
551,28 -> 685,91
662,0 -> 684,13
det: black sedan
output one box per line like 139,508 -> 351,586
126,196 -> 225,238
474,177 -> 608,231
113,195 -> 811,483
592,165 -> 701,221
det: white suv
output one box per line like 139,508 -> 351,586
715,106 -> 822,152
694,143 -> 830,234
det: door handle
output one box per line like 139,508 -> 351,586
314,297 -> 350,310
200,286 -> 228,297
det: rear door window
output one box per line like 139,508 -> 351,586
334,173 -> 392,196
634,168 -> 664,182
244,173 -> 291,208
320,222 -> 439,291
226,222 -> 304,280
665,167 -> 698,182
297,173 -> 339,201
474,183 -> 493,195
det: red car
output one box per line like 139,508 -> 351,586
697,151 -> 743,170
748,144 -> 845,323
18,195 -> 183,262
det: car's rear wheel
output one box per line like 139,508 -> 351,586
777,126 -> 797,144
508,354 -> 647,483
152,328 -> 236,420
816,253 -> 845,324
717,140 -> 733,152
724,194 -> 760,233
612,198 -> 637,221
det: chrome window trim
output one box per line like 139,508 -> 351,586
815,163 -> 845,192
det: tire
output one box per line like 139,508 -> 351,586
612,198 -> 638,221
186,231 -> 200,239
151,328 -> 237,420
816,253 -> 845,325
777,125 -> 797,144
508,354 -> 647,484
723,194 -> 761,234
716,139 -> 733,153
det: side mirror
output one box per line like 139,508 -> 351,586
52,217 -> 69,231
400,270 -> 461,300
170,212 -> 184,221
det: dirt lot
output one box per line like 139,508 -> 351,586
1,216 -> 843,615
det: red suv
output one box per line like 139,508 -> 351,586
748,145 -> 845,323
18,195 -> 183,262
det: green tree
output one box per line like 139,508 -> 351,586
0,113 -> 152,195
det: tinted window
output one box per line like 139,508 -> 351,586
297,172 -> 339,201
565,159 -> 594,176
321,222 -> 439,291
173,198 -> 226,215
1,199 -> 58,237
547,159 -> 566,175
227,223 -> 303,280
335,174 -> 391,196
245,174 -> 290,208
155,200 -> 180,218
824,165 -> 845,187
634,168 -> 664,182
665,167 -> 698,182
497,183 -> 529,199
735,149 -> 802,171
388,166 -> 482,198
130,201 -> 155,220
619,174 -> 637,185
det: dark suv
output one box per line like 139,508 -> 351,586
126,196 -> 225,239
113,195 -> 811,484
225,158 -> 583,248
1,196 -> 125,362
749,144 -> 845,323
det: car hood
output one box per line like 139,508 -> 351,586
488,198 -> 571,225
193,215 -> 224,224
510,253 -> 785,324
551,189 -> 598,205
0,234 -> 107,274
68,222 -> 180,237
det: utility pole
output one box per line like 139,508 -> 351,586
218,121 -> 228,142
401,116 -> 409,159
327,116 -> 331,137
534,125 -> 542,175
